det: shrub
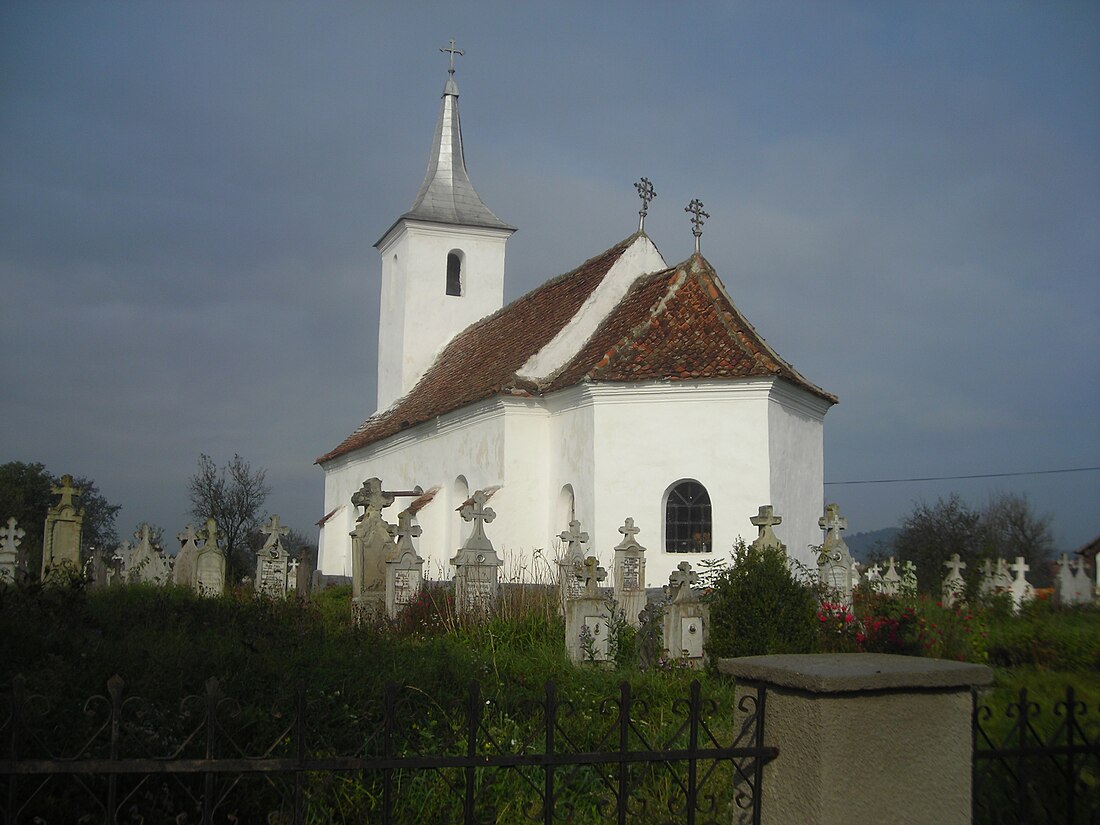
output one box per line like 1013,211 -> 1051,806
704,541 -> 818,664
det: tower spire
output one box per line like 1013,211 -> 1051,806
398,41 -> 513,230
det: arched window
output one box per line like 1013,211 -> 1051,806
446,251 -> 463,296
665,480 -> 712,553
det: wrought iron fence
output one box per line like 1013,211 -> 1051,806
0,674 -> 776,825
973,686 -> 1100,824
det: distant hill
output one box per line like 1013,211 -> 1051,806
844,527 -> 901,563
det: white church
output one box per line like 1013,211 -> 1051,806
317,53 -> 836,586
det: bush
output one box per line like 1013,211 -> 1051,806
704,541 -> 818,664
984,600 -> 1100,670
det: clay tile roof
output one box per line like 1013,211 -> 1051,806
544,253 -> 837,403
317,235 -> 641,464
318,244 -> 836,465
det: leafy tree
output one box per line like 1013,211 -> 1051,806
894,492 -> 1056,593
980,492 -> 1054,587
187,454 -> 269,582
894,494 -> 982,594
0,461 -> 120,575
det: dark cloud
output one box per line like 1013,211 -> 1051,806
1,2 -> 1097,550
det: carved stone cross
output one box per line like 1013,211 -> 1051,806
669,560 -> 699,592
390,510 -> 423,548
558,519 -> 589,558
1,517 -> 25,549
261,514 -> 290,549
440,38 -> 464,74
51,474 -> 82,510
288,557 -> 300,576
944,553 -> 966,578
352,478 -> 395,523
818,503 -> 847,540
576,555 -> 607,597
635,177 -> 656,232
1010,556 -> 1030,579
750,504 -> 783,549
177,524 -> 199,546
867,563 -> 882,579
200,518 -> 220,548
685,198 -> 710,253
619,517 -> 640,542
460,489 -> 496,541
133,523 -> 154,546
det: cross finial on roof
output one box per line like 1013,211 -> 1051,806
685,198 -> 709,254
635,177 -> 656,233
441,38 -> 464,75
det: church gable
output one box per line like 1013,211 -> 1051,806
546,254 -> 836,404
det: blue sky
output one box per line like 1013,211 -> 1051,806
2,2 -> 1097,551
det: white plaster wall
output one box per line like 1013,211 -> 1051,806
767,385 -> 830,569
320,378 -> 829,590
375,221 -> 511,412
560,381 -> 776,588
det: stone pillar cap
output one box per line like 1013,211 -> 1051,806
718,653 -> 993,693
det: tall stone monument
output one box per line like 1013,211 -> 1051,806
194,518 -> 226,596
41,474 -> 84,579
172,524 -> 201,589
349,478 -> 396,617
451,489 -> 503,616
611,517 -> 646,627
816,503 -> 855,604
256,515 -> 291,598
662,561 -> 708,669
942,554 -> 967,607
750,505 -> 786,554
385,509 -> 425,618
0,517 -> 27,584
566,555 -> 610,663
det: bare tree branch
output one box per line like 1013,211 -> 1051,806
187,453 -> 270,582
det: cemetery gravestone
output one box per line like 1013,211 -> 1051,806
173,524 -> 201,589
127,523 -> 171,585
901,560 -> 918,595
566,556 -> 610,663
41,475 -> 84,579
749,505 -> 786,554
662,561 -> 708,669
256,515 -> 291,598
1008,556 -> 1034,612
0,517 -> 26,584
349,478 -> 396,616
612,518 -> 647,628
865,562 -> 884,593
557,519 -> 590,611
880,558 -> 902,597
451,490 -> 503,616
385,509 -> 425,618
287,558 -> 300,592
816,503 -> 855,605
942,553 -> 967,607
194,519 -> 226,596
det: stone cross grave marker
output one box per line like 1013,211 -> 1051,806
287,557 -> 300,592
942,553 -> 967,607
901,560 -> 918,595
173,524 -> 201,589
452,490 -> 503,615
127,523 -> 170,585
42,474 -> 84,579
817,503 -> 855,603
558,518 -> 590,607
0,517 -> 26,583
1009,556 -> 1034,612
195,518 -> 226,596
663,561 -> 708,668
880,557 -> 902,596
865,562 -> 884,592
566,555 -> 610,663
749,505 -> 786,553
612,517 -> 647,627
349,478 -> 396,605
385,509 -> 425,618
257,514 -> 291,598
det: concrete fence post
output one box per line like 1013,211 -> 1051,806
719,653 -> 993,825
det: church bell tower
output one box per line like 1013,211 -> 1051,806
373,41 -> 515,412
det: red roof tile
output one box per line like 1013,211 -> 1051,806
318,243 -> 835,465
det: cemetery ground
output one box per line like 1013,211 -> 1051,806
1,569 -> 1098,822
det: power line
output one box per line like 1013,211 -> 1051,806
824,466 -> 1100,486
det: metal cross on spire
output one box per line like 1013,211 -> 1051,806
685,198 -> 710,254
440,38 -> 464,75
634,177 -> 656,233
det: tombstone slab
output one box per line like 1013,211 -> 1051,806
451,490 -> 502,616
566,556 -> 611,663
386,510 -> 425,618
611,518 -> 646,628
662,561 -> 708,669
42,475 -> 84,580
